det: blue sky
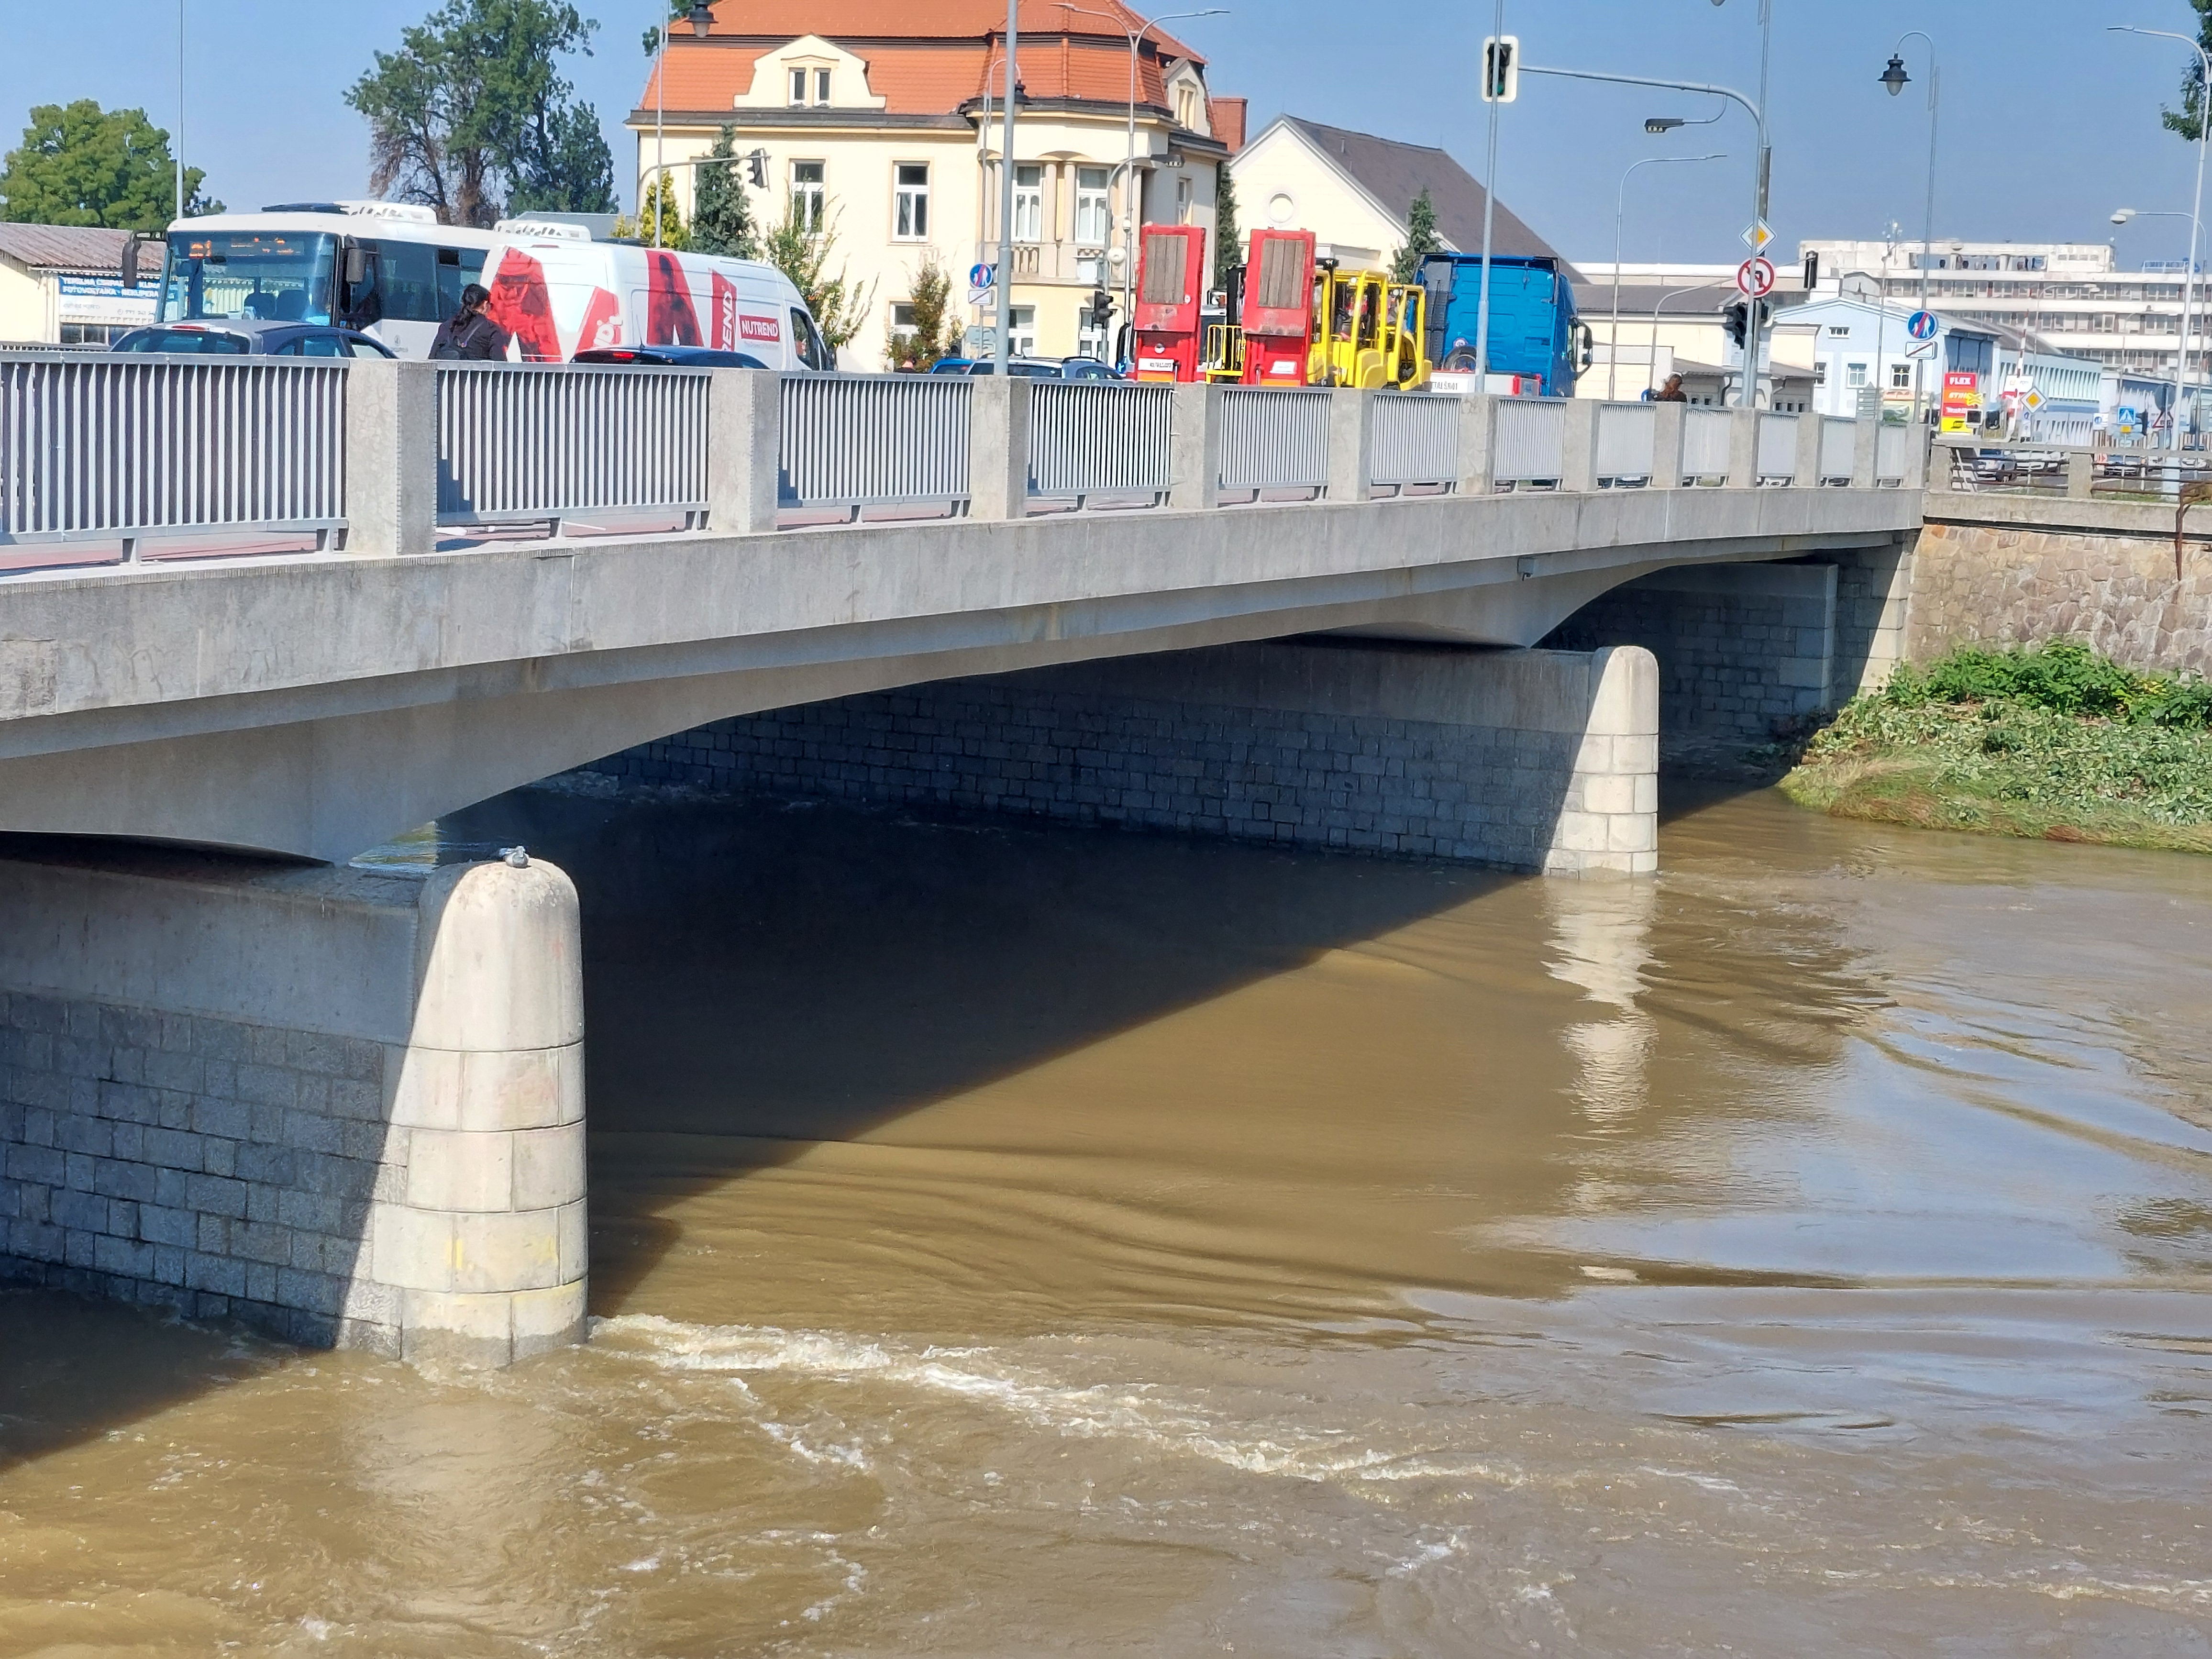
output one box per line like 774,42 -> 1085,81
5,0 -> 2209,267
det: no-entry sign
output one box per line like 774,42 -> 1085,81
1736,257 -> 1777,299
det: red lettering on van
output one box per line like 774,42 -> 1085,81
710,274 -> 739,351
578,287 -> 622,351
485,249 -> 561,362
739,314 -> 781,344
646,250 -> 702,346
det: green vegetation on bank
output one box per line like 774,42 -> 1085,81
1780,641 -> 2212,852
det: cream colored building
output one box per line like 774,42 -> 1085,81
0,224 -> 152,346
1225,116 -> 1567,275
630,3 -> 1240,370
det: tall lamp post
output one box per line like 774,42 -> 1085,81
649,2 -> 718,250
1607,151 -> 1725,400
1879,33 -> 1939,431
1060,5 -> 1228,357
993,0 -> 1019,373
1524,62 -> 1769,406
2112,208 -> 2197,442
2111,25 -> 2211,449
175,0 -> 186,222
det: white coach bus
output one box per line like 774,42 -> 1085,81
151,200 -> 834,368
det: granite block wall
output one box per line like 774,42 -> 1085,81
580,641 -> 1661,876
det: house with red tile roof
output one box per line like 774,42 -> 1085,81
628,2 -> 1237,368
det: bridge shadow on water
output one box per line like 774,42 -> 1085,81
444,785 -> 1517,1315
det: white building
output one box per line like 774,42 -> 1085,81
1797,237 -> 2209,381
0,224 -> 155,346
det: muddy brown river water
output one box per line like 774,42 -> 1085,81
3,784 -> 2211,1656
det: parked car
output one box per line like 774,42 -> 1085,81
573,345 -> 772,369
110,321 -> 396,357
929,356 -> 1117,379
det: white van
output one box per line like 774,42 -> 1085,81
152,202 -> 831,369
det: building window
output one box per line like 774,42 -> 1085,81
891,302 -> 917,343
1846,362 -> 1869,388
791,160 -> 825,232
1075,300 -> 1108,361
58,322 -> 130,346
1175,83 -> 1199,129
1891,362 -> 1913,389
1813,359 -> 1826,385
895,163 -> 929,239
1013,165 -> 1043,242
1010,304 -> 1036,356
1826,325 -> 1850,337
1175,176 -> 1193,225
788,66 -> 832,106
1075,166 -> 1112,246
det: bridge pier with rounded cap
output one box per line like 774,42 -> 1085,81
0,848 -> 586,1367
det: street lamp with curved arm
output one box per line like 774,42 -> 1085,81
1876,31 -> 1939,427
1608,152 -> 1725,400
1059,4 -> 1228,357
1523,63 -> 1770,405
2111,26 -> 2212,447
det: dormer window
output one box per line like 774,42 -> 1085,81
789,66 -> 831,106
1174,83 -> 1199,128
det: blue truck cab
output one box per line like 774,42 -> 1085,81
1419,253 -> 1592,396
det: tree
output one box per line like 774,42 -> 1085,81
886,253 -> 959,369
690,125 -> 757,259
612,170 -> 688,248
763,203 -> 875,352
0,101 -> 219,229
2163,1 -> 2212,143
346,0 -> 616,227
1213,160 -> 1240,292
1390,189 -> 1441,285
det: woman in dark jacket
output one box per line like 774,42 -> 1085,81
431,284 -> 511,360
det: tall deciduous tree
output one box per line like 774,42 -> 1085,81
690,125 -> 757,259
0,101 -> 219,229
2164,1 -> 2212,143
764,202 -> 875,352
886,253 -> 958,369
346,0 -> 616,227
1390,189 -> 1441,285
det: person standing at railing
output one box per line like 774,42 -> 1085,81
1655,374 -> 1688,403
431,284 -> 512,362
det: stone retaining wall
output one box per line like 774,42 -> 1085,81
1910,504 -> 2212,676
581,641 -> 1660,877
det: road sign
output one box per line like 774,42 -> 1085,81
1741,220 -> 1773,254
1906,338 -> 1936,360
969,262 -> 995,290
2024,387 -> 2046,411
1735,257 -> 1777,299
1907,309 -> 1938,342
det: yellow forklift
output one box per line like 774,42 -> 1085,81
1307,262 -> 1431,389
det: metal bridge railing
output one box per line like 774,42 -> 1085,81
0,353 -> 347,554
437,362 -> 709,531
1756,413 -> 1799,485
781,372 -> 972,514
1493,398 -> 1566,489
1594,402 -> 1656,485
1367,392 -> 1461,490
1029,380 -> 1173,505
1681,408 -> 1734,484
1219,387 -> 1331,496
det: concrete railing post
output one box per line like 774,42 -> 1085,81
1327,387 -> 1377,502
1851,417 -> 1881,489
2066,446 -> 2094,499
1168,380 -> 1225,510
1458,393 -> 1498,494
343,358 -> 438,557
1725,408 -> 1760,489
1792,409 -> 1825,489
707,367 -> 782,534
968,375 -> 1032,521
1560,398 -> 1602,492
1650,401 -> 1687,491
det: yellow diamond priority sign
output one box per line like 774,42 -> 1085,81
1741,220 -> 1773,254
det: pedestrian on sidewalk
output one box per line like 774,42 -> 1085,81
431,284 -> 511,361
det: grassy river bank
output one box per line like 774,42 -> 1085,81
1779,641 -> 2212,853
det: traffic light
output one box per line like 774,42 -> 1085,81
1721,298 -> 1772,348
1802,250 -> 1820,291
745,148 -> 768,188
1481,35 -> 1519,103
1088,288 -> 1115,330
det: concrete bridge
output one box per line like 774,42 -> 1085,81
0,355 -> 1923,1363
